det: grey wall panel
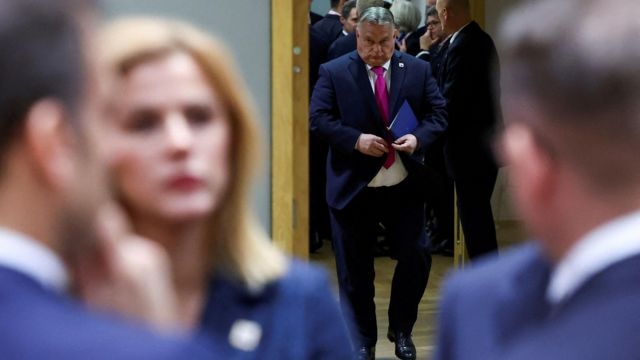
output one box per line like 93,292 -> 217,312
486,0 -> 519,39
311,0 -> 329,15
103,1 -> 272,232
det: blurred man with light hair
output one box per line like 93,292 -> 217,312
435,0 -> 640,359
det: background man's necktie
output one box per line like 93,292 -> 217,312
372,66 -> 395,168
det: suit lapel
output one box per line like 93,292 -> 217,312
438,22 -> 480,89
437,35 -> 452,89
348,53 -> 379,121
388,51 -> 406,118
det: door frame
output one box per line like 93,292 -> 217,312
270,0 -> 486,260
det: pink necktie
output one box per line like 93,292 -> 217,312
372,66 -> 395,168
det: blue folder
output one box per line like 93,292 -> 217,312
388,100 -> 418,139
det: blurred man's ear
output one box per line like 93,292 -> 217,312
24,99 -> 78,192
502,123 -> 557,213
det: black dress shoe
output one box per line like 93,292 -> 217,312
355,346 -> 375,360
387,330 -> 416,360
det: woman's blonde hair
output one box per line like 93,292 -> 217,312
101,17 -> 286,289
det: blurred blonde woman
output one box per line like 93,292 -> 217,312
99,17 -> 353,359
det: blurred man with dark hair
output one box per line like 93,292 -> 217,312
435,0 -> 640,359
0,0 -> 218,358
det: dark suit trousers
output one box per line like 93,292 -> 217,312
330,175 -> 431,347
309,134 -> 331,242
451,155 -> 498,259
425,138 -> 454,242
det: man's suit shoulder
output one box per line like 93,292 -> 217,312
442,243 -> 543,297
0,267 -> 215,359
497,254 -> 640,360
320,50 -> 357,72
327,33 -> 356,60
451,22 -> 497,53
312,14 -> 342,43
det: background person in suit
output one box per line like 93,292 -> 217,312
339,0 -> 358,36
327,0 -> 384,60
313,0 -> 346,44
436,0 -> 501,259
391,0 -> 422,55
0,0 -> 218,358
416,7 -> 445,66
389,0 -> 421,51
309,25 -> 332,253
402,0 -> 437,56
309,0 -> 359,254
310,7 -> 447,360
434,0 -> 640,359
415,5 -> 453,256
100,17 -> 353,359
309,0 -> 324,25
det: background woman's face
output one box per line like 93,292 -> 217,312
107,51 -> 231,223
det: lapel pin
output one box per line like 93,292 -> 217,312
229,319 -> 262,352
399,62 -> 405,68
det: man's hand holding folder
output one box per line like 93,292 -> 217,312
389,100 -> 419,154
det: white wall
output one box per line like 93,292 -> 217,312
103,0 -> 272,232
311,0 -> 330,15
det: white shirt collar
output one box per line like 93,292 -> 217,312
328,9 -> 341,16
366,59 -> 391,72
547,210 -> 640,304
450,21 -> 472,46
366,60 -> 392,91
0,227 -> 69,292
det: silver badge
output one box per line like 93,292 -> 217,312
229,319 -> 262,351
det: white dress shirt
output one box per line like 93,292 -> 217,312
0,227 -> 69,292
364,60 -> 409,187
546,209 -> 640,304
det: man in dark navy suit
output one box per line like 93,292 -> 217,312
310,7 -> 446,360
327,0 -> 384,60
312,0 -> 346,44
435,0 -> 640,359
435,0 -> 501,260
0,0 -> 218,358
415,5 -> 453,256
309,0 -> 323,25
338,0 -> 358,37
